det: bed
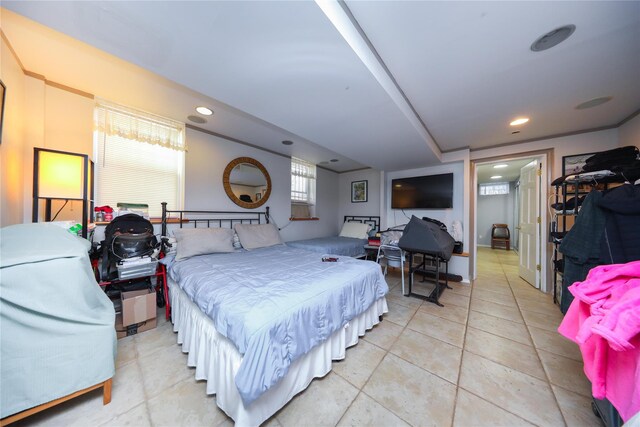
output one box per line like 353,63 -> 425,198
286,215 -> 380,258
160,205 -> 388,425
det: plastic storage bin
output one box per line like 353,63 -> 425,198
116,203 -> 149,219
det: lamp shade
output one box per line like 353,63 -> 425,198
33,147 -> 94,238
37,150 -> 85,199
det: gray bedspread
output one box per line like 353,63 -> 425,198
168,245 -> 387,405
286,236 -> 367,257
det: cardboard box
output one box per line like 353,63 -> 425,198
115,313 -> 156,339
121,289 -> 156,327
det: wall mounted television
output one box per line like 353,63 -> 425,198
391,173 -> 453,209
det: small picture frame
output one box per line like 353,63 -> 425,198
562,152 -> 596,175
351,180 -> 368,203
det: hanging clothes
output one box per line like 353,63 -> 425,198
599,184 -> 640,264
559,190 -> 607,313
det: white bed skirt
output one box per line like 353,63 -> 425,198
169,281 -> 388,426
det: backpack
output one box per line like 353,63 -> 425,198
99,214 -> 158,282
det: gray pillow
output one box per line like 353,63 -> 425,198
234,223 -> 283,250
173,228 -> 234,260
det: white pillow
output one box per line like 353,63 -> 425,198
339,222 -> 370,239
234,223 -> 283,250
173,228 -> 234,260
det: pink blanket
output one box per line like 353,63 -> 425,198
558,261 -> 640,421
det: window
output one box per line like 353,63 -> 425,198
94,101 -> 185,218
291,157 -> 316,218
479,182 -> 509,196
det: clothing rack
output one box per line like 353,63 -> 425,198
550,171 -> 627,306
551,168 -> 640,427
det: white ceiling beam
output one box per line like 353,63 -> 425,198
315,0 -> 442,162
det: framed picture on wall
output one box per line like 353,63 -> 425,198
562,152 -> 596,175
0,79 -> 6,144
351,180 -> 368,203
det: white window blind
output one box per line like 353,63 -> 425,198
94,101 -> 185,217
479,182 -> 509,196
291,157 -> 316,205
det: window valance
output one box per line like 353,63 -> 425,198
94,100 -> 186,152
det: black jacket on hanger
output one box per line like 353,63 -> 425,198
558,190 -> 607,313
598,184 -> 640,264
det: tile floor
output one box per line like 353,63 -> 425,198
17,248 -> 603,426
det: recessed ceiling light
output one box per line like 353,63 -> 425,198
281,140 -> 293,145
531,25 -> 576,52
491,175 -> 503,179
575,96 -> 613,110
330,159 -> 339,162
195,106 -> 213,116
493,164 -> 508,169
187,115 -> 207,124
510,117 -> 529,126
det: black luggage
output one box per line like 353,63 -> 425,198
99,214 -> 158,282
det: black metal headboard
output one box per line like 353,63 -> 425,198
161,202 -> 270,237
343,215 -> 380,232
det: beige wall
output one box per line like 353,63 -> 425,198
19,77 -> 94,224
338,168 -> 382,229
619,113 -> 640,149
184,127 -> 340,242
0,34 -> 27,227
470,128 -> 620,180
0,35 -> 95,227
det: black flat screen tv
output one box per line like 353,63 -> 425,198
391,173 -> 453,209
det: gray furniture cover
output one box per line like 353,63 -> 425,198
0,223 -> 116,418
398,216 -> 455,260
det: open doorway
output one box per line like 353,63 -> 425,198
471,152 -> 550,293
476,158 -> 532,253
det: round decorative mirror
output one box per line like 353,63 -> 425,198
223,157 -> 271,209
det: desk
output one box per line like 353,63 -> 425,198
406,251 -> 452,307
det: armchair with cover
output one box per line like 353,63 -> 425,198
0,224 -> 116,424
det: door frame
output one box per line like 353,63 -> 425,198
469,148 -> 553,293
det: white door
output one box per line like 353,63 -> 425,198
518,161 -> 539,287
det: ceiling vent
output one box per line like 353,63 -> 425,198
188,115 -> 207,124
576,96 -> 613,110
531,25 -> 576,52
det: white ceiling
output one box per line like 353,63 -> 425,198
3,1 -> 639,172
476,159 -> 534,184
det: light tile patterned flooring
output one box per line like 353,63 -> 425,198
18,248 -> 602,426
